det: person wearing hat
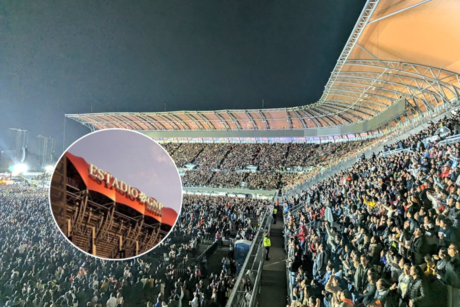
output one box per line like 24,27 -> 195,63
263,232 -> 271,261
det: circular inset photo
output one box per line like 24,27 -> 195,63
49,129 -> 182,260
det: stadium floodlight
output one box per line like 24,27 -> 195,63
12,163 -> 28,175
44,165 -> 54,173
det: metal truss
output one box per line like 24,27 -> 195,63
320,103 -> 370,120
168,113 -> 191,130
67,116 -> 99,132
122,114 -> 149,130
306,108 -> 329,126
337,112 -> 358,124
245,111 -> 257,130
141,113 -> 167,131
314,105 -> 350,125
291,109 -> 307,128
329,90 -> 393,107
346,60 -> 460,89
185,113 -> 205,130
327,110 -> 354,125
326,95 -> 388,111
214,111 -> 230,130
94,115 -> 117,130
332,83 -> 396,102
195,112 -> 215,130
65,2 -> 460,135
319,105 -> 365,122
308,108 -> 341,126
156,114 -> 182,130
226,111 -> 242,130
285,109 -> 293,129
300,108 -> 322,127
334,77 -> 434,111
111,114 -> 144,130
338,72 -> 454,104
322,61 -> 460,116
259,110 -> 270,129
324,101 -> 377,116
367,0 -> 433,25
317,0 -> 381,105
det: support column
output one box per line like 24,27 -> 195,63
91,226 -> 97,256
67,219 -> 72,239
119,235 -> 125,258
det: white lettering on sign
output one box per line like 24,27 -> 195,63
88,163 -> 163,216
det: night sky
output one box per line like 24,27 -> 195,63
0,0 -> 366,155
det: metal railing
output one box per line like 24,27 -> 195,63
439,134 -> 460,145
225,207 -> 271,307
378,148 -> 413,158
422,135 -> 440,146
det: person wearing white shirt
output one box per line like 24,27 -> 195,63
106,293 -> 117,307
189,292 -> 199,307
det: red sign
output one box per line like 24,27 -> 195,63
66,152 -> 178,227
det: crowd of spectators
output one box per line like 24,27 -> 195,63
165,140 -> 380,192
161,144 -> 181,157
219,145 -> 259,171
169,144 -> 205,167
181,171 -> 214,188
194,145 -> 230,171
176,195 -> 267,241
245,172 -> 280,190
285,144 -> 315,168
207,172 -> 246,189
279,174 -> 304,189
176,138 -> 379,191
0,187 -> 268,307
284,114 -> 460,307
255,144 -> 289,171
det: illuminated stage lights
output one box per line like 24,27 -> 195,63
88,163 -> 163,215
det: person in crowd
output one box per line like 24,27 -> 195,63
284,114 -> 460,307
0,188 -> 267,307
264,232 -> 271,261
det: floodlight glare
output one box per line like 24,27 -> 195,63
12,163 -> 29,174
44,165 -> 54,172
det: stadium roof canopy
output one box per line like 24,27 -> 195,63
67,0 -> 460,138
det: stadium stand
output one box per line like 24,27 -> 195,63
283,114 -> 460,307
23,1 -> 460,306
167,140 -> 378,191
0,187 -> 269,307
